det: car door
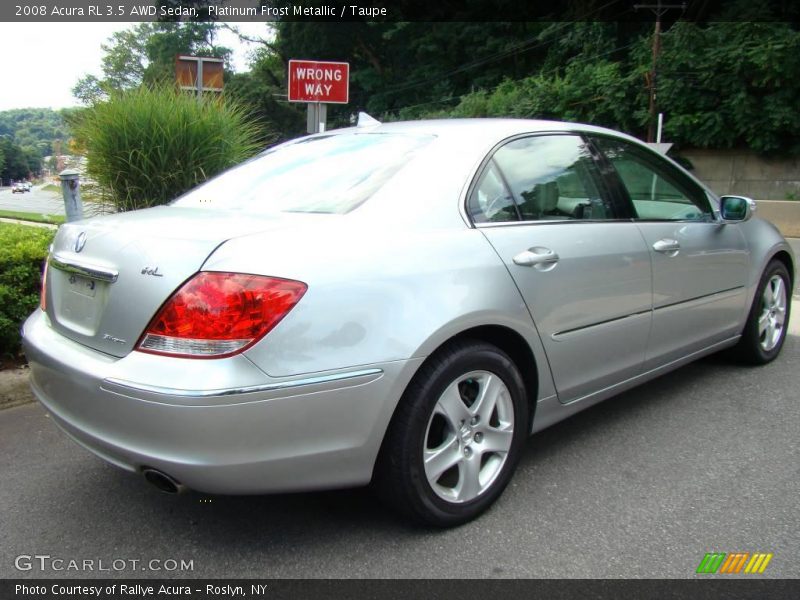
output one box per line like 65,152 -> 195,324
471,133 -> 653,404
590,136 -> 750,369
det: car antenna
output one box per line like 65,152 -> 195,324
357,112 -> 381,127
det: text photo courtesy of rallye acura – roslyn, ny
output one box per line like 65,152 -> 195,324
15,583 -> 265,597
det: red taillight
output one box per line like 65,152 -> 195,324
136,272 -> 307,359
40,260 -> 48,311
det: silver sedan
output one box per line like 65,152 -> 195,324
23,119 -> 794,526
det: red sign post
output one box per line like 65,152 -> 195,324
288,60 -> 350,104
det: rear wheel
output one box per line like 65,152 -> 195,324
374,340 -> 529,527
732,260 -> 791,364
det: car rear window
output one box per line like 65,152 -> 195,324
173,132 -> 433,214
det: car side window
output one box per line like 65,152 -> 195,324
476,134 -> 612,223
592,136 -> 712,221
468,159 -> 520,223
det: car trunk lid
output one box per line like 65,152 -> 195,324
44,206 -> 296,357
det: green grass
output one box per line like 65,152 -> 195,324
0,210 -> 64,225
41,184 -> 61,193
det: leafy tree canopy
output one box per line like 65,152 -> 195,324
73,22 -> 233,104
0,108 -> 68,157
69,1 -> 800,155
0,137 -> 40,182
0,108 -> 65,180
263,7 -> 800,154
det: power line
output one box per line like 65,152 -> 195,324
384,37 -> 644,118
380,0 -> 632,97
633,1 -> 687,141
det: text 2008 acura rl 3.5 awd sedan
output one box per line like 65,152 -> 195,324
23,119 -> 793,526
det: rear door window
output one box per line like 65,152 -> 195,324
468,134 -> 613,223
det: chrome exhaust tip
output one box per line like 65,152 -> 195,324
142,468 -> 186,494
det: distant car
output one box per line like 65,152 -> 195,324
23,118 -> 795,526
11,183 -> 27,193
24,182 -> 33,191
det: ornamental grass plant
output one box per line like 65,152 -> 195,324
70,86 -> 263,212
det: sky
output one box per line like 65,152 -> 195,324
0,22 -> 271,112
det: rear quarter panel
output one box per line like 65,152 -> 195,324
202,223 -> 557,401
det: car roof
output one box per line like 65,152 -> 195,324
325,117 -> 642,147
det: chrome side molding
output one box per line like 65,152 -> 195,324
103,367 -> 384,398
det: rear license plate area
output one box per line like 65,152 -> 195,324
68,273 -> 98,298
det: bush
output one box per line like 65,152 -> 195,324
69,85 -> 263,212
428,60 -> 643,135
0,224 -> 54,359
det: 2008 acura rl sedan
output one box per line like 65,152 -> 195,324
23,118 -> 794,526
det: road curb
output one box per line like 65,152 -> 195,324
0,367 -> 35,410
0,217 -> 58,229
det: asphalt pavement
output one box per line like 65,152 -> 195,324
0,184 -> 66,215
1,241 -> 798,581
1,269 -> 798,579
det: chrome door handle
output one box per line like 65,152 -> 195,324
652,239 -> 680,255
513,247 -> 560,267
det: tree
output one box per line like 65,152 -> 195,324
0,108 -> 69,158
72,75 -> 106,106
72,22 -> 232,104
142,22 -> 231,84
426,58 -> 641,137
0,137 -> 39,182
268,20 -> 557,125
102,25 -> 150,89
656,21 -> 800,154
224,46 -> 305,142
72,6 -> 800,156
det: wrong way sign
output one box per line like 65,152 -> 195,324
288,60 -> 350,104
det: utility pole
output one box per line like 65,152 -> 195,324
634,1 -> 686,142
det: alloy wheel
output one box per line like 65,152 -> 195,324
759,274 -> 787,352
423,370 -> 514,503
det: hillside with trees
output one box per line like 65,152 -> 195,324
0,108 -> 69,182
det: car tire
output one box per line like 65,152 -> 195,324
374,339 -> 529,527
731,259 -> 792,365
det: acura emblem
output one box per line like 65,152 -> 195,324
74,232 -> 87,253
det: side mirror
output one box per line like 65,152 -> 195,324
719,195 -> 756,223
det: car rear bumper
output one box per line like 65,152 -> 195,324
22,310 -> 421,494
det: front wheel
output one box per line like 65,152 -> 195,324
732,260 -> 792,365
374,340 -> 529,527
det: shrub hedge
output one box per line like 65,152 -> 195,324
0,224 -> 54,358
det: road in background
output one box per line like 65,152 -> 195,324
0,183 -> 65,215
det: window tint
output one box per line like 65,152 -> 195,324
468,160 -> 520,223
174,133 -> 433,214
593,137 -> 711,221
479,135 -> 610,222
